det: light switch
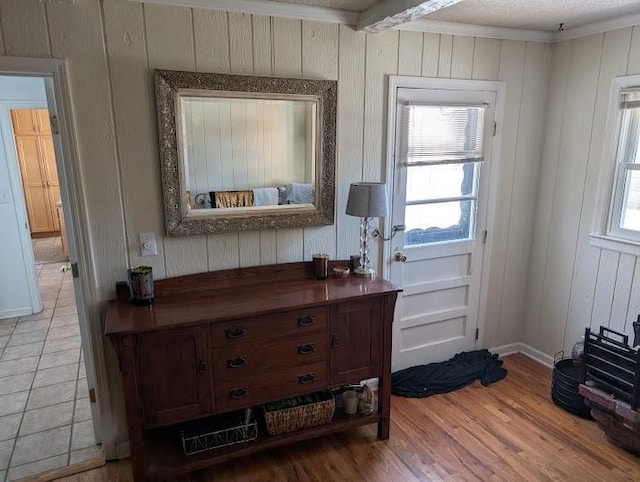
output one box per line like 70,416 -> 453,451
139,233 -> 158,256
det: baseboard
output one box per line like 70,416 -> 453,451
16,456 -> 105,482
489,342 -> 554,368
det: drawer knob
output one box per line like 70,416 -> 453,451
297,343 -> 315,355
298,373 -> 316,384
227,356 -> 248,368
297,316 -> 315,327
197,359 -> 208,375
229,387 -> 248,399
225,327 -> 246,339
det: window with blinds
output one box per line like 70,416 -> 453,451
611,89 -> 640,236
399,103 -> 487,246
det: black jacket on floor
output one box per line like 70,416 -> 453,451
391,349 -> 507,398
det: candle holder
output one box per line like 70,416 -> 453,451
128,266 -> 154,305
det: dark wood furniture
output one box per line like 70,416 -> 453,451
106,262 -> 400,480
581,327 -> 640,410
579,326 -> 640,455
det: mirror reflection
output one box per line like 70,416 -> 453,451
179,95 -> 317,213
154,69 -> 336,235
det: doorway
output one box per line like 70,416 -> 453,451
0,73 -> 103,480
385,77 -> 505,372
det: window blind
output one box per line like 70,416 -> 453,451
400,103 -> 487,165
620,89 -> 640,109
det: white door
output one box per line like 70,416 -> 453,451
389,84 -> 498,372
43,78 -> 101,443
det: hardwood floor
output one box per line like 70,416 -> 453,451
56,354 -> 640,481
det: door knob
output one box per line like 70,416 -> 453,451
395,252 -> 407,263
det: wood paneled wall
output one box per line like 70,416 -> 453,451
525,27 -> 640,356
0,0 -> 550,449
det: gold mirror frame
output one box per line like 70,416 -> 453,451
154,69 -> 336,236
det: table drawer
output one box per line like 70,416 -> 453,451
212,331 -> 327,381
214,361 -> 328,412
211,307 -> 327,347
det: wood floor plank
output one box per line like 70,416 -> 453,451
54,354 -> 640,481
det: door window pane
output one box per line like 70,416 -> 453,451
405,200 -> 475,246
406,163 -> 476,202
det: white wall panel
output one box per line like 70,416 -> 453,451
561,29 -> 631,353
526,27 -> 640,355
301,20 -> 338,260
229,12 -> 253,75
483,40 -> 526,348
524,40 -> 572,350
144,3 -> 209,278
438,34 -> 453,78
493,42 -> 551,346
472,38 -> 501,81
0,0 -> 50,58
421,33 -> 440,77
451,36 -> 475,79
252,15 -> 272,76
398,31 -> 423,77
335,25 -> 366,260
193,9 -> 230,73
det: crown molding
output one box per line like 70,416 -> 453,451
399,18 -> 555,42
129,0 -> 640,44
555,12 -> 640,42
131,0 -> 359,24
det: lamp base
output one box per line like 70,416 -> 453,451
353,266 -> 375,279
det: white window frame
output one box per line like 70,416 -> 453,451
592,74 -> 640,256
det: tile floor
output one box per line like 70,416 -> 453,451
0,262 -> 101,481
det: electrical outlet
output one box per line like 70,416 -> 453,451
139,233 -> 157,256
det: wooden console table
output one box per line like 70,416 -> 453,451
105,262 -> 400,480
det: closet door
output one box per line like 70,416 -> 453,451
14,135 -> 54,233
11,109 -> 38,135
39,135 -> 61,231
11,109 -> 61,234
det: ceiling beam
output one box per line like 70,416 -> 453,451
357,0 -> 465,33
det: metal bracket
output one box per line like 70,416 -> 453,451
372,224 -> 405,241
50,115 -> 60,135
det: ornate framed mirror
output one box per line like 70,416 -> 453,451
154,70 -> 336,236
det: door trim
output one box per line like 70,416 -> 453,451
0,57 -> 113,455
383,75 -> 506,351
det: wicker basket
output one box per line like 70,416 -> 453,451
263,391 -> 335,436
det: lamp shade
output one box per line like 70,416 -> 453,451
346,182 -> 389,218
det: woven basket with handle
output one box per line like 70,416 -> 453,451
264,392 -> 335,435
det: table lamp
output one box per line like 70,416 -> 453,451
346,182 -> 389,279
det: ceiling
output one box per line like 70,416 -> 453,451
271,0 -> 640,32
